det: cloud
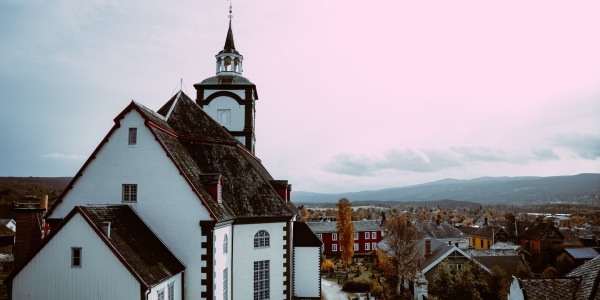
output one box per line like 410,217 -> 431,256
41,153 -> 86,161
554,134 -> 600,160
532,148 -> 560,161
324,146 -> 566,176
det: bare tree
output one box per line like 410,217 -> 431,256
381,214 -> 421,295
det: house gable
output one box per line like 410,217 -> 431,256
12,212 -> 141,299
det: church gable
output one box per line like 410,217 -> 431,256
47,105 -> 212,221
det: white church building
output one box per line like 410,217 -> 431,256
8,12 -> 321,300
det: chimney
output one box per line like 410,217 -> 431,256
101,222 -> 111,239
13,197 -> 46,268
484,217 -> 488,226
425,238 -> 431,256
436,218 -> 440,226
40,195 -> 48,210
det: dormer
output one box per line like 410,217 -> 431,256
200,174 -> 225,204
270,180 -> 292,203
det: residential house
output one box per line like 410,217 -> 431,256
416,220 -> 470,249
9,205 -> 185,300
468,225 -> 512,249
508,254 -> 600,300
9,14 -> 321,300
466,247 -> 527,276
518,221 -> 564,271
555,247 -> 599,274
306,220 -> 382,256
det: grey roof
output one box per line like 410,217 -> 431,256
306,220 -> 381,234
466,249 -> 519,257
519,278 -> 581,300
561,229 -> 585,246
563,247 -> 599,260
196,75 -> 254,85
490,242 -> 521,250
416,222 -> 464,239
566,255 -> 600,300
472,255 -> 524,276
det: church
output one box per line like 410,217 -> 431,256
8,10 -> 322,300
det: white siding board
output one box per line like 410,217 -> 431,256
13,214 -> 139,300
293,247 -> 321,298
203,96 -> 245,131
232,222 -> 287,300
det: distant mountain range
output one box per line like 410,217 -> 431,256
1,174 -> 598,208
292,174 -> 600,204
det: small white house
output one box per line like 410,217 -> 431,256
10,205 -> 184,300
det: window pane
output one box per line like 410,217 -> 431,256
128,128 -> 137,145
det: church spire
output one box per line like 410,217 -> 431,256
215,2 -> 243,76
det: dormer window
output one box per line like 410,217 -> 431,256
200,174 -> 224,204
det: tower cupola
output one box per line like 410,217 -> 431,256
215,11 -> 243,76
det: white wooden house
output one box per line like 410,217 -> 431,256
9,15 -> 321,300
10,205 -> 184,300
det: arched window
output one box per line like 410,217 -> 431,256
254,230 -> 270,248
223,234 -> 228,253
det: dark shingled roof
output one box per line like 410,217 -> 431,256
416,222 -> 464,239
566,255 -> 600,300
519,278 -> 581,300
151,92 -> 293,221
78,205 -> 185,287
293,222 -> 323,247
561,229 -> 585,247
471,255 -> 524,276
47,91 -> 293,222
519,221 -> 561,240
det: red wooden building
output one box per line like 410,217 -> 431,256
306,220 -> 383,256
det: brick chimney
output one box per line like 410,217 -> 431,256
425,238 -> 431,256
13,196 -> 46,268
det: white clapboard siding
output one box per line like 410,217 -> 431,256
293,247 -> 321,298
13,213 -> 140,300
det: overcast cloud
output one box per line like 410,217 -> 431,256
1,0 -> 599,193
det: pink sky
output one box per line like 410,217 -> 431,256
1,0 -> 599,193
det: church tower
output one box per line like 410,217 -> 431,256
194,8 -> 258,154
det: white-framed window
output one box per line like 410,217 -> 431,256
158,289 -> 165,300
332,233 -> 338,241
365,243 -> 370,251
372,242 -> 377,250
372,231 -> 377,239
71,247 -> 82,268
354,232 -> 358,240
223,268 -> 228,300
254,260 -> 270,300
365,232 -> 370,239
223,234 -> 228,253
316,234 -> 322,240
168,282 -> 174,300
128,127 -> 137,145
122,184 -> 137,202
354,243 -> 358,251
254,230 -> 270,248
332,244 -> 338,252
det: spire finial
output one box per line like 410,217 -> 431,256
228,0 -> 233,20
